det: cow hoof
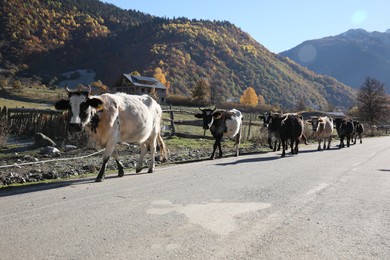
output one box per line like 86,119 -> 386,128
136,168 -> 142,173
118,172 -> 124,177
148,169 -> 154,173
95,177 -> 104,182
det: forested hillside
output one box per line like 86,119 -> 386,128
281,29 -> 390,93
0,0 -> 356,109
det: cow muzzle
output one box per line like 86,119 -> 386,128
68,123 -> 83,132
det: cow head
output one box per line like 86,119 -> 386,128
54,85 -> 103,132
306,116 -> 320,132
333,117 -> 345,130
194,106 -> 216,130
259,112 -> 280,128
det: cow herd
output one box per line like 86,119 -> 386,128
54,87 -> 364,182
260,111 -> 364,155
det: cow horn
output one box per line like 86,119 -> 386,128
211,105 -> 216,112
199,107 -> 204,112
65,83 -> 71,93
87,84 -> 92,94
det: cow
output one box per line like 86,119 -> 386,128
306,116 -> 334,150
352,120 -> 364,144
268,113 -> 304,157
334,117 -> 355,148
195,107 -> 242,159
259,112 -> 281,151
54,85 -> 168,182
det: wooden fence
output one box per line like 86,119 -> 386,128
0,106 -> 263,141
0,106 -> 67,139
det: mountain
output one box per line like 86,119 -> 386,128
0,0 -> 356,110
280,29 -> 390,93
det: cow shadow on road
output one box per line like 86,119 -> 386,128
0,172 -> 149,197
215,155 -> 280,166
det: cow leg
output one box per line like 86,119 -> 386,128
210,140 -> 218,159
294,139 -> 299,154
281,139 -> 286,157
96,156 -> 109,182
217,139 -> 223,158
113,149 -> 124,177
360,135 -> 363,144
327,137 -> 331,149
136,142 -> 148,173
347,136 -> 350,147
234,131 -> 241,156
277,140 -> 281,151
317,139 -> 322,151
147,135 -> 157,173
339,137 -> 344,148
268,133 -> 273,150
96,141 -> 117,182
290,139 -> 294,154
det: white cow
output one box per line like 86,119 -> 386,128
306,116 -> 333,150
55,86 -> 168,182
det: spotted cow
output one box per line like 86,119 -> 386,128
55,86 -> 168,182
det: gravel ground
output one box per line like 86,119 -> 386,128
0,137 -> 265,186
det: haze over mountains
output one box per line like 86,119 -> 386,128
281,29 -> 390,93
0,0 -> 362,110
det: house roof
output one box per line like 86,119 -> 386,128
121,74 -> 166,90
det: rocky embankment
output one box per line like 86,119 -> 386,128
0,134 -> 263,186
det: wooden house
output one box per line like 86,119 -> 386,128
112,74 -> 166,103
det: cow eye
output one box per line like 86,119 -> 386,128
80,102 -> 89,110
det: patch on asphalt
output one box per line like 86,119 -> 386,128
147,200 -> 271,235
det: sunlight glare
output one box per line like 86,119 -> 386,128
298,44 -> 317,63
351,9 -> 367,25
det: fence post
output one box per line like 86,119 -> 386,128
169,105 -> 176,136
247,113 -> 252,141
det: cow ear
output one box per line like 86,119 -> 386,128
54,100 -> 69,110
195,114 -> 204,118
213,112 -> 222,119
87,98 -> 104,110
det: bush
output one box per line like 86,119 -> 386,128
0,116 -> 10,147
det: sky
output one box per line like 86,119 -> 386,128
102,1 -> 390,53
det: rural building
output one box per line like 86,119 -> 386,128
111,74 -> 166,103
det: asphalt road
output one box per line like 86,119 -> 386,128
1,136 -> 390,259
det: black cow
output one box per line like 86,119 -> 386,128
334,118 -> 355,148
353,120 -> 364,144
259,112 -> 281,151
268,113 -> 304,157
195,107 -> 243,159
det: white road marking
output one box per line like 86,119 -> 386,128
147,200 -> 271,235
306,183 -> 329,196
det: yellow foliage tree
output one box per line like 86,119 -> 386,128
153,67 -> 167,86
240,87 -> 258,107
154,67 -> 170,94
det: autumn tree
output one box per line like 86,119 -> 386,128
192,77 -> 210,105
240,87 -> 258,107
153,67 -> 170,94
130,71 -> 141,76
357,77 -> 389,125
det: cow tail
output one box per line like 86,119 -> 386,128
157,132 -> 169,162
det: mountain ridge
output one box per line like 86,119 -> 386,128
0,0 -> 356,110
280,28 -> 390,93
